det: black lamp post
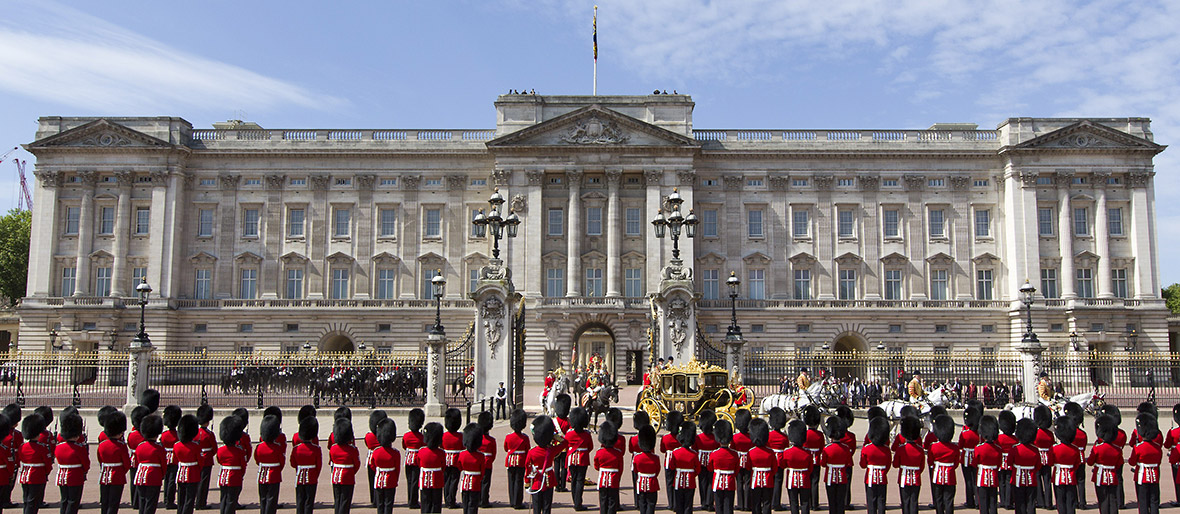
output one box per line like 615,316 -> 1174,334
471,188 -> 521,260
429,270 -> 446,336
133,277 -> 152,348
651,189 -> 698,262
1069,331 -> 1082,352
1019,279 -> 1038,344
1124,329 -> 1138,352
726,271 -> 742,338
49,329 -> 61,351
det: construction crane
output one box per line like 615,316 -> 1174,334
0,147 -> 31,211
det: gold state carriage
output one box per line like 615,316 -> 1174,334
636,358 -> 753,429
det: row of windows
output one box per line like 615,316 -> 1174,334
1037,207 -> 1125,237
62,207 -> 151,236
59,266 -> 146,297
545,208 -> 646,237
1040,268 -> 1131,299
197,207 -> 418,239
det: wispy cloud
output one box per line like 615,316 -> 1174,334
0,1 -> 344,115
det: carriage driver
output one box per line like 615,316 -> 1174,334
907,371 -> 926,401
797,368 -> 811,391
1036,372 -> 1054,402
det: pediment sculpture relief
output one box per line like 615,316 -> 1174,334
560,117 -> 630,145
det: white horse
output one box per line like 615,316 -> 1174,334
1006,390 -> 1104,421
877,385 -> 954,420
760,382 -> 836,416
539,373 -> 571,417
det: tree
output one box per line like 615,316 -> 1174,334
1163,283 -> 1180,315
0,208 -> 30,306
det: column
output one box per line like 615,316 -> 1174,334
1004,169 -> 1041,301
1056,172 -> 1075,298
399,175 -> 421,299
605,169 -> 622,297
1129,171 -> 1156,298
903,175 -> 927,299
308,175 -> 329,298
124,344 -> 154,413
523,170 -> 544,298
355,175 -> 376,299
157,170 -> 184,299
215,175 -> 240,297
565,169 -> 583,296
111,172 -> 132,296
424,332 -> 448,416
73,171 -> 97,296
28,170 -> 60,296
146,171 -> 169,299
646,170 -> 666,294
1094,180 -> 1112,297
261,174 -> 285,299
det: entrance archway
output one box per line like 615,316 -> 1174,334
832,334 -> 866,380
573,324 -> 615,379
319,333 -> 355,352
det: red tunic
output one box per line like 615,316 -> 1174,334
732,433 -> 753,469
371,446 -> 401,489
127,430 -> 144,469
442,430 -> 464,468
1129,441 -> 1163,485
525,443 -> 567,491
458,451 -> 485,491
253,441 -> 285,485
565,429 -> 593,468
1087,442 -> 1123,486
133,441 -> 166,486
216,445 -> 249,487
97,437 -> 131,485
329,443 -> 360,485
417,447 -> 445,489
175,441 -> 204,484
555,417 -> 570,434
402,430 -> 423,467
54,441 -> 89,487
1169,428 -> 1180,484
160,429 -> 178,466
594,446 -> 625,489
840,432 -> 858,459
1035,429 -> 1055,466
364,432 -> 379,469
997,434 -> 1018,471
290,442 -> 323,485
0,435 -> 10,487
928,441 -> 960,485
1009,443 -> 1042,487
975,442 -> 1003,488
236,433 -> 252,460
695,433 -> 720,468
767,430 -> 789,464
892,441 -> 925,487
1,430 -> 22,485
669,446 -> 700,489
804,428 -> 825,466
632,451 -> 662,492
958,427 -> 980,467
859,443 -> 891,485
196,427 -> 217,467
923,432 -> 938,453
660,433 -> 681,468
628,435 -> 641,455
780,446 -> 812,489
746,446 -> 779,489
1074,429 -> 1089,454
819,442 -> 852,485
1050,443 -> 1080,486
709,447 -> 740,491
503,431 -> 530,468
479,434 -> 497,470
1130,429 -> 1164,448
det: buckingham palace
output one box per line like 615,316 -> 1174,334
14,93 -> 1170,382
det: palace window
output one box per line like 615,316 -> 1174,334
928,208 -> 946,238
469,209 -> 482,237
545,268 -> 564,297
379,208 -> 397,237
883,209 -> 900,238
1038,208 -> 1054,236
1040,268 -> 1058,299
974,179 -> 990,187
133,267 -> 147,287
244,178 -> 261,186
747,178 -> 763,187
1073,207 -> 1089,236
975,209 -> 990,237
792,209 -> 809,238
838,178 -> 855,187
976,269 -> 994,300
794,269 -> 811,300
1076,268 -> 1094,298
198,209 -> 214,237
625,268 -> 643,298
702,269 -> 719,300
626,208 -> 643,236
1108,208 -> 1123,236
470,178 -> 486,187
547,208 -> 563,236
375,269 -> 396,299
701,209 -> 717,238
929,269 -> 948,300
99,207 -> 114,234
286,269 -> 304,299
331,268 -> 350,299
837,209 -> 855,238
239,269 -> 257,299
194,269 -> 211,299
135,208 -> 150,235
424,209 -> 441,238
1036,176 -> 1053,185
95,267 -> 112,297
883,269 -> 902,300
61,267 -> 76,296
838,269 -> 857,300
287,208 -> 304,237
199,178 -> 216,186
748,209 -> 763,238
380,178 -> 397,186
469,268 -> 479,294
747,269 -> 765,300
290,178 -> 307,186
792,178 -> 808,187
64,207 -> 80,235
585,268 -> 603,297
1112,268 -> 1128,298
334,208 -> 351,237
586,207 -> 602,235
242,209 -> 259,237
882,179 -> 899,187
928,178 -> 945,187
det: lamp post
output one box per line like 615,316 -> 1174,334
471,188 -> 521,261
723,271 -> 744,375
133,278 -> 152,348
726,271 -> 742,338
49,329 -> 60,351
125,277 -> 154,411
1123,329 -> 1138,352
651,189 -> 698,263
1019,279 -> 1039,344
1069,331 -> 1082,352
1016,279 -> 1045,405
429,270 -> 446,336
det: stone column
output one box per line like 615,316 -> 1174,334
646,170 -> 666,298
724,332 -> 745,379
471,262 -> 519,404
1015,338 -> 1046,405
308,175 -> 330,298
523,171 -> 544,298
565,170 -> 583,296
1094,177 -> 1112,297
355,175 -> 376,299
73,171 -> 97,296
1056,172 -> 1075,298
28,170 -> 60,297
111,172 -> 132,297
424,332 -> 448,416
146,171 -> 170,298
1129,171 -> 1156,298
124,343 -> 154,412
605,169 -> 622,297
261,174 -> 285,299
215,175 -> 241,297
652,266 -> 697,362
399,175 -> 421,299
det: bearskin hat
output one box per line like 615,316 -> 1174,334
900,416 -> 921,443
263,406 -> 282,422
140,414 -> 163,441
868,417 -> 890,448
129,405 -> 149,431
369,410 -> 388,434
32,406 -> 52,426
2,404 -> 20,427
478,410 -> 494,434
714,419 -> 734,447
607,408 -> 623,430
803,405 -> 821,427
570,407 -> 590,431
196,404 -> 214,425
423,422 -> 444,450
836,405 -> 854,427
899,405 -> 918,419
334,418 -> 354,447
1015,418 -> 1036,445
259,414 -> 281,444
598,421 -> 618,448
510,409 -> 528,433
444,408 -> 462,432
0,415 -> 11,442
140,388 -> 160,413
866,406 -> 886,421
1102,404 -> 1121,424
638,425 -> 657,453
749,418 -> 770,447
220,416 -> 244,446
785,419 -> 806,447
59,413 -> 83,441
1033,405 -> 1052,430
297,405 -> 316,425
462,422 -> 482,453
404,408 -> 422,432
964,406 -> 982,430
666,411 -> 684,436
929,406 -> 948,420
299,416 -> 319,446
824,415 -> 846,442
1095,414 -> 1117,444
1063,402 -> 1084,426
978,415 -> 999,443
768,408 -> 787,430
1055,417 -> 1076,446
20,414 -> 44,441
178,414 -> 199,443
633,410 -> 650,430
555,394 -> 572,418
531,416 -> 555,447
998,410 -> 1017,436
104,411 -> 127,439
698,410 -> 716,436
1137,413 -> 1160,444
1173,403 -> 1180,425
60,405 -> 78,425
1138,401 -> 1158,418
231,407 -> 249,425
966,399 -> 984,413
676,420 -> 697,449
376,418 -> 396,450
162,405 -> 182,430
933,415 -> 955,444
733,409 -> 752,434
334,406 -> 352,421
96,405 -> 117,429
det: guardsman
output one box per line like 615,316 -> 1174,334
565,407 -> 595,511
1,404 -> 21,510
371,419 -> 401,514
127,406 -> 149,509
134,415 -> 166,514
894,417 -> 926,514
194,405 -> 217,510
820,416 -> 853,514
291,405 -> 317,446
669,421 -> 700,514
216,416 -> 247,514
458,423 -> 486,514
1037,372 -> 1054,402
525,416 -> 567,514
0,415 -> 12,513
661,412 -> 684,510
1051,418 -> 1082,514
783,420 -> 814,514
291,417 -> 323,514
97,411 -> 131,514
960,407 -> 983,509
160,406 -> 182,510
694,412 -> 719,510
928,415 -> 960,514
1033,406 -> 1056,509
328,419 -> 360,514
477,411 -> 497,508
365,410 -> 387,507
54,413 -> 88,514
1165,404 -> 1180,510
976,416 -> 1004,514
1088,415 -> 1123,514
803,406 -> 825,506
442,409 -> 464,509
766,408 -> 789,511
593,421 -> 624,514
747,418 -> 779,514
1129,413 -> 1162,514
633,426 -> 662,514
709,420 -> 740,514
402,409 -> 425,510
908,371 -> 926,401
1010,419 -> 1043,514
553,395 -> 573,494
797,368 -> 812,391
418,423 -> 447,514
997,411 -> 1019,508
504,410 -> 531,510
254,415 -> 285,514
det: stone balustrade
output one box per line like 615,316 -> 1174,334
691,129 -> 999,144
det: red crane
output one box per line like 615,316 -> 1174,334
0,147 -> 31,211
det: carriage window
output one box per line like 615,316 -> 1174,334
707,374 -> 726,388
673,375 -> 686,395
662,376 -> 675,394
685,376 -> 699,394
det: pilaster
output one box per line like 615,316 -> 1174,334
111,171 -> 132,296
73,171 -> 97,296
565,169 -> 583,296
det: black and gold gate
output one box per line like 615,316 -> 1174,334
444,323 -> 475,405
696,324 -> 726,368
510,300 -> 526,408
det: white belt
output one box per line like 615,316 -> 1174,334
901,466 -> 921,471
772,449 -> 785,454
868,465 -> 887,470
638,472 -> 659,478
572,448 -> 590,452
510,450 -> 526,454
421,467 -> 443,472
58,464 -> 81,469
461,470 -> 481,475
331,464 -> 354,468
258,463 -> 280,467
752,467 -> 772,473
1140,464 -> 1159,468
979,465 -> 997,470
787,467 -> 808,473
100,463 -> 123,468
934,462 -> 955,468
698,450 -> 711,456
1053,464 -> 1074,470
676,469 -> 693,474
221,466 -> 242,470
376,467 -> 396,473
138,463 -> 161,468
296,465 -> 316,470
179,461 -> 199,466
444,450 -> 461,454
481,452 -> 494,458
715,470 -> 735,475
1015,465 -> 1035,470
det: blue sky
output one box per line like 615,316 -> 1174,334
3,0 -> 1180,285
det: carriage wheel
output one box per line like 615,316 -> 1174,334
638,397 -> 664,430
715,409 -> 735,427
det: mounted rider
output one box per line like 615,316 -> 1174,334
1036,372 -> 1054,402
907,370 -> 925,401
543,371 -> 555,400
796,368 -> 811,391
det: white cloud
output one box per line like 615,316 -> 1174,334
0,1 -> 343,115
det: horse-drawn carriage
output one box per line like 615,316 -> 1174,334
636,359 -> 752,429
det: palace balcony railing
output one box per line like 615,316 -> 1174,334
691,129 -> 1000,145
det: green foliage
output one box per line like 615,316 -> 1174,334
1164,283 -> 1180,315
0,208 -> 31,306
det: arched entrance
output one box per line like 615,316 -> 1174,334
832,334 -> 866,380
573,324 -> 615,378
319,333 -> 355,352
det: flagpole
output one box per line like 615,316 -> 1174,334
593,5 -> 598,96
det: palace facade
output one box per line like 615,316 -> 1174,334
17,94 -> 1170,382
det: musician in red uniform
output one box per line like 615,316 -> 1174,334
53,413 -> 87,514
593,421 -> 624,514
976,415 -> 1004,514
708,420 -> 739,514
1099,405 -> 1128,509
458,423 -> 486,514
1051,418 -> 1082,514
194,405 -> 217,510
365,410 -> 386,507
504,410 -> 531,510
1010,419 -> 1044,514
403,409 -> 425,510
173,414 -> 203,514
998,411 -> 1019,509
292,405 -> 317,446
960,407 -> 983,510
1032,406 -> 1056,510
215,416 -> 247,514
290,417 -> 323,514
781,420 -> 814,514
801,406 -> 825,507
525,416 -> 567,514
371,419 -> 401,514
126,405 -> 149,510
475,411 -> 496,508
329,418 -> 360,514
669,421 -> 700,514
746,418 -> 778,514
1166,405 -> 1180,509
633,426 -> 661,514
660,411 -> 684,510
254,415 -> 285,514
18,414 -> 52,514
859,417 -> 891,514
159,406 -> 181,510
1129,413 -> 1163,514
133,415 -> 166,514
553,395 -> 573,494
0,404 -> 21,510
694,412 -> 719,510
442,408 -> 465,509
1060,403 -> 1089,510
766,408 -> 790,511
733,411 -> 754,511
820,416 -> 852,514
627,411 -> 650,510
1088,415 -> 1124,514
835,406 -> 857,512
564,407 -> 594,510
0,415 -> 12,513
928,415 -> 960,514
97,412 -> 131,514
893,417 -> 925,514
418,422 -> 447,514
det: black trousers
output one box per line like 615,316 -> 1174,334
570,466 -> 588,509
507,467 -> 525,509
555,452 -> 568,492
495,399 -> 507,420
1000,471 -> 1013,508
809,466 -> 821,506
1095,485 -> 1118,514
700,466 -> 714,509
715,489 -> 736,514
177,482 -> 198,514
136,485 -> 159,514
1014,485 -> 1037,514
964,466 -> 978,508
367,468 -> 376,506
1136,483 -> 1159,514
1077,465 -> 1087,508
865,484 -> 887,514
749,488 -> 772,514
444,467 -> 460,507
900,486 -> 920,514
421,488 -> 443,514
673,488 -> 696,514
130,482 -> 139,510
825,484 -> 848,514
374,488 -> 395,514
331,484 -> 353,514
599,488 -> 619,514
787,488 -> 811,514
461,490 -> 480,514
57,485 -> 82,514
978,487 -> 998,514
772,471 -> 785,510
1,480 -> 13,508
219,485 -> 240,514
530,488 -> 553,514
197,466 -> 212,509
405,464 -> 420,508
665,468 -> 676,510
1118,474 -> 1126,509
481,469 -> 493,507
1055,484 -> 1077,514
99,484 -> 124,514
932,484 -> 954,514
295,484 -> 316,514
164,465 -> 178,508
257,483 -> 280,514
636,491 -> 657,514
1039,467 -> 1054,508
737,470 -> 751,511
1173,465 -> 1180,508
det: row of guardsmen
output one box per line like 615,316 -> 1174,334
1,391 -> 1180,514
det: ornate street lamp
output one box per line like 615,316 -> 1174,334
471,188 -> 521,261
1069,331 -> 1083,352
726,271 -> 742,338
49,329 -> 61,351
1124,329 -> 1138,352
1019,279 -> 1038,344
429,270 -> 446,336
651,188 -> 698,262
133,278 -> 152,348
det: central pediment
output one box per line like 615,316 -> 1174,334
486,105 -> 698,149
27,119 -> 180,151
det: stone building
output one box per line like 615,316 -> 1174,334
17,94 -> 1169,382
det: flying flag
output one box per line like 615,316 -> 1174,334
593,6 -> 598,62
